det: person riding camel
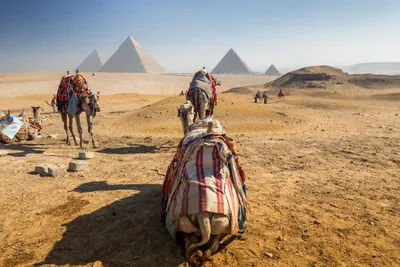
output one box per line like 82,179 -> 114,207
262,91 -> 268,104
278,88 -> 285,97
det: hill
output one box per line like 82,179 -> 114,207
266,66 -> 349,89
266,65 -> 400,90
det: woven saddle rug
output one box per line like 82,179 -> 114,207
56,75 -> 71,111
162,118 -> 248,239
188,74 -> 213,99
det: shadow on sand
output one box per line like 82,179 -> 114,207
97,144 -> 158,155
36,182 -> 185,267
0,143 -> 45,157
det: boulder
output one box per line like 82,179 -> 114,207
48,165 -> 66,177
69,161 -> 88,172
78,151 -> 95,159
35,164 -> 51,175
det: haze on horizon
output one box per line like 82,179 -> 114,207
0,0 -> 399,73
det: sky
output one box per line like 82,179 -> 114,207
0,0 -> 399,73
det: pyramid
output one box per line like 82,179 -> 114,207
211,48 -> 252,74
265,64 -> 280,76
100,36 -> 165,73
76,49 -> 106,72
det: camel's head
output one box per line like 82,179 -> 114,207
31,106 -> 43,124
178,101 -> 194,135
31,106 -> 43,116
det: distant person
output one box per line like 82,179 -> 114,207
76,69 -> 79,74
179,90 -> 184,96
254,90 -> 262,103
262,91 -> 268,104
66,70 -> 70,76
277,89 -> 285,99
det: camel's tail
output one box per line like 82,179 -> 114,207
187,212 -> 211,254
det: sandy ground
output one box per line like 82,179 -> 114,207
0,74 -> 399,267
0,73 -> 274,98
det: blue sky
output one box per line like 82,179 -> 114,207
0,0 -> 399,73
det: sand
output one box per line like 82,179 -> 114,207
0,73 -> 399,267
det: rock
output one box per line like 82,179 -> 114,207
69,161 -> 88,172
48,165 -> 66,177
93,261 -> 103,267
314,219 -> 322,225
78,151 -> 95,159
0,150 -> 8,157
264,252 -> 274,258
47,134 -> 58,139
277,235 -> 285,241
35,164 -> 51,175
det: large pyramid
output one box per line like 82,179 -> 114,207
212,48 -> 252,74
265,64 -> 280,76
100,36 -> 165,73
76,49 -> 106,72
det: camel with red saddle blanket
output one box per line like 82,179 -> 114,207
56,71 -> 100,149
186,67 -> 221,121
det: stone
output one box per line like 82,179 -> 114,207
79,151 -> 95,159
93,261 -> 103,267
265,252 -> 274,258
47,134 -> 58,139
0,150 -> 8,157
69,161 -> 88,172
35,164 -> 51,175
48,165 -> 66,177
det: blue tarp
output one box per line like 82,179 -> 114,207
0,114 -> 22,140
67,93 -> 79,116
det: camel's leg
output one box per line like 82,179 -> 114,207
61,112 -> 70,145
198,93 -> 206,120
86,113 -> 99,148
75,113 -> 85,149
189,92 -> 198,121
68,114 -> 78,146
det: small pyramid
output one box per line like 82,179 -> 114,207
265,64 -> 280,76
76,49 -> 106,72
212,49 -> 252,74
100,36 -> 165,73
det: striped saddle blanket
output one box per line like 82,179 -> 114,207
162,118 -> 248,239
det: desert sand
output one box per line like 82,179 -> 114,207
0,72 -> 399,267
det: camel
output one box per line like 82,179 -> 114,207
177,100 -> 195,134
162,118 -> 248,265
187,68 -> 221,121
277,89 -> 285,100
254,91 -> 262,103
187,89 -> 212,121
56,73 -> 100,149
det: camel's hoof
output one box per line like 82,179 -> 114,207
203,250 -> 212,261
66,141 -> 71,146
